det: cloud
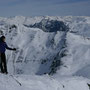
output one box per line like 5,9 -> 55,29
54,0 -> 90,4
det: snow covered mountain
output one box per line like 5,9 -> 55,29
0,16 -> 90,90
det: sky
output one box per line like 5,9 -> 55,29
0,0 -> 90,17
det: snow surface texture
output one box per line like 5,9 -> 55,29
0,16 -> 90,90
0,74 -> 89,90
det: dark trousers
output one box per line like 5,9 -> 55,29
0,53 -> 7,73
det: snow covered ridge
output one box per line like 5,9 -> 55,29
0,16 -> 90,77
1,16 -> 90,90
25,19 -> 69,32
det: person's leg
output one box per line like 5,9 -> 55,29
1,53 -> 8,74
0,54 -> 4,73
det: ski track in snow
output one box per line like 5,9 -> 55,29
0,74 -> 89,90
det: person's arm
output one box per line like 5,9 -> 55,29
5,43 -> 16,51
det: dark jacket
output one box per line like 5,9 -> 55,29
0,41 -> 13,53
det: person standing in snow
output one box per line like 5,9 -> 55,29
0,36 -> 16,74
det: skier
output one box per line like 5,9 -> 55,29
0,36 -> 16,74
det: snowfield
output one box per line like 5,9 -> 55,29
0,16 -> 90,90
0,74 -> 89,90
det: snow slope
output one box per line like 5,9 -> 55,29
0,74 -> 89,90
0,16 -> 90,90
0,16 -> 68,75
